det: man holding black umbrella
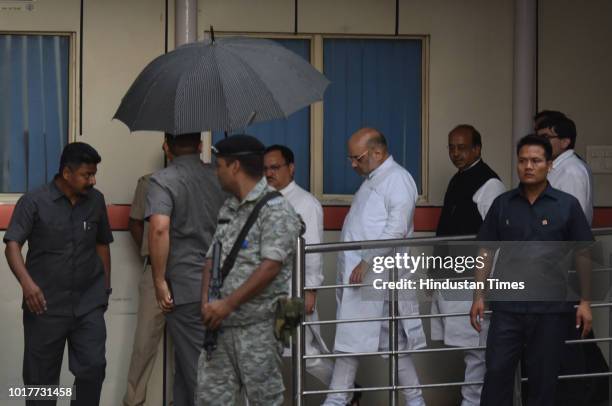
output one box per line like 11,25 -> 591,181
146,133 -> 224,406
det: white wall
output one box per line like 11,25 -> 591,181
539,0 -> 612,206
0,232 -> 168,406
2,1 -> 612,405
199,0 -> 515,205
2,0 -> 608,205
0,0 -> 167,204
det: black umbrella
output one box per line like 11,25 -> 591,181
114,35 -> 329,134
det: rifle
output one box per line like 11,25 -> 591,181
202,191 -> 282,359
203,241 -> 222,360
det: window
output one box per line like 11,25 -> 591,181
213,38 -> 311,191
0,33 -> 71,194
322,38 -> 423,196
212,33 -> 427,200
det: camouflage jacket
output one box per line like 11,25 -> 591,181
207,177 -> 301,326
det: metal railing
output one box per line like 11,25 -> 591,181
292,227 -> 612,405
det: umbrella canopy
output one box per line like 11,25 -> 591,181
114,36 -> 329,134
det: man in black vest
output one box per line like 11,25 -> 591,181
431,124 -> 505,406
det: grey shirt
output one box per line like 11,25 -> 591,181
145,154 -> 224,304
4,178 -> 114,316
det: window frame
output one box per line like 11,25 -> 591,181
207,32 -> 315,192
204,31 -> 430,204
315,34 -> 429,204
0,30 -> 77,201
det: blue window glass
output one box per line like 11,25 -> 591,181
213,38 -> 311,190
323,38 -> 422,195
0,34 -> 70,193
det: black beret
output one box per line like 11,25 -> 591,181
212,134 -> 265,156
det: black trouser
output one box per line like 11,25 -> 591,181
23,307 -> 106,406
481,311 -> 571,406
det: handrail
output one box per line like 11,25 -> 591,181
304,227 -> 612,254
293,227 -> 612,405
301,371 -> 612,396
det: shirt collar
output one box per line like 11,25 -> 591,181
510,182 -> 558,202
227,177 -> 268,210
170,153 -> 201,166
49,176 -> 91,202
368,155 -> 394,180
49,177 -> 65,201
279,180 -> 297,195
552,149 -> 575,169
460,158 -> 481,173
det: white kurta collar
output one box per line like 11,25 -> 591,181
279,180 -> 297,195
553,149 -> 575,169
461,158 -> 481,173
368,155 -> 395,180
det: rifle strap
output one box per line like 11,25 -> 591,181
220,191 -> 282,283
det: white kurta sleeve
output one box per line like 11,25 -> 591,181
472,178 -> 506,219
552,167 -> 593,224
302,197 -> 325,287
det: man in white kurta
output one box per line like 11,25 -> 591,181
323,128 -> 426,406
264,145 -> 334,386
536,116 -> 593,223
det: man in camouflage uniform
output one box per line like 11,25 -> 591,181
196,135 -> 301,406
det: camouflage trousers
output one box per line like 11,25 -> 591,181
195,319 -> 284,406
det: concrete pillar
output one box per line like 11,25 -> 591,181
511,0 -> 537,185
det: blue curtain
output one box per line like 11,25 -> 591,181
0,34 -> 69,193
213,38 -> 311,190
323,38 -> 422,195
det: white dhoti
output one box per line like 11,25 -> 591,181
323,316 -> 425,406
430,291 -> 489,406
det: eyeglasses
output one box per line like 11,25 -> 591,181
263,163 -> 288,172
347,150 -> 368,163
447,144 -> 473,152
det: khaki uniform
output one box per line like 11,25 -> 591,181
124,174 -> 170,406
196,177 -> 301,406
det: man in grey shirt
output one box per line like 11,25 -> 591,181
146,133 -> 224,406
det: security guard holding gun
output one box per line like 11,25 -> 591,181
196,135 -> 301,406
203,241 -> 222,360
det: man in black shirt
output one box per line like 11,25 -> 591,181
4,142 -> 113,406
470,135 -> 592,406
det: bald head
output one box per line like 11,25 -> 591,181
347,127 -> 389,176
349,127 -> 388,152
